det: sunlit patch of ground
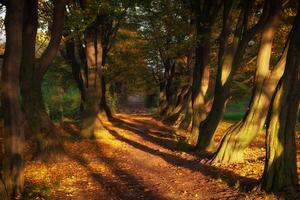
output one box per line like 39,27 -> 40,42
8,114 -> 299,199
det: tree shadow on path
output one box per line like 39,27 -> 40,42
65,140 -> 168,200
105,115 -> 258,193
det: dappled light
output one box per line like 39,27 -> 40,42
0,0 -> 299,199
23,114 -> 294,199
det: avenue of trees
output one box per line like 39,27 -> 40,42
0,0 -> 299,199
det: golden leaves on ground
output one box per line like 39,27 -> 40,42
23,114 -> 299,199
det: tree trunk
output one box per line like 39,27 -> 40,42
64,38 -> 86,112
22,82 -> 63,157
210,0 -> 284,164
178,90 -> 193,130
19,0 -> 38,138
19,0 -> 66,159
197,0 -> 271,151
163,85 -> 190,124
196,0 -> 234,151
80,14 -> 114,137
261,3 -> 300,191
158,82 -> 167,114
0,1 -> 25,198
100,75 -> 112,119
188,0 -> 222,146
159,59 -> 176,117
81,29 -> 104,138
188,24 -> 211,146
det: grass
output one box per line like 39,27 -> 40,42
223,112 -> 245,121
223,100 -> 248,121
223,100 -> 300,130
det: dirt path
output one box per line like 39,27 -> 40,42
24,113 -> 297,200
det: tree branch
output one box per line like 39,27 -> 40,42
37,0 -> 66,80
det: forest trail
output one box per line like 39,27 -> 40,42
24,111 -> 283,200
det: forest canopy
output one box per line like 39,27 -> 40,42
0,0 -> 299,199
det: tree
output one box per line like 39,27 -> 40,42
134,0 -> 193,119
196,0 -> 272,151
80,13 -> 113,138
187,0 -> 222,146
209,0 -> 291,164
0,0 -> 25,198
20,0 -> 66,156
261,0 -> 300,192
68,0 -> 130,138
105,27 -> 157,104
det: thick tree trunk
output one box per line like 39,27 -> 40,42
165,59 -> 176,104
196,0 -> 234,151
20,0 -> 66,158
188,0 -> 222,146
159,59 -> 176,117
261,3 -> 300,191
158,82 -> 167,114
188,25 -> 211,146
81,29 -> 104,138
80,14 -> 114,137
197,0 -> 271,151
210,0 -> 284,164
22,83 -> 63,157
100,75 -> 112,119
0,1 -> 25,198
19,0 -> 38,138
178,90 -> 193,130
163,85 -> 190,124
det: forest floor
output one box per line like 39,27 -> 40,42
22,105 -> 300,200
0,98 -> 293,199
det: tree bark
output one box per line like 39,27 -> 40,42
81,27 -> 104,138
261,2 -> 300,191
179,90 -> 193,130
197,0 -> 271,151
64,38 -> 86,111
20,0 -> 66,158
0,0 -> 25,198
159,59 -> 176,117
100,75 -> 112,119
210,0 -> 285,164
79,13 -> 114,138
196,0 -> 234,151
188,0 -> 221,145
163,85 -> 190,124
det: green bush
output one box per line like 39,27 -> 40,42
42,62 -> 81,121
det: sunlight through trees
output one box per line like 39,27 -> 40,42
0,0 -> 299,199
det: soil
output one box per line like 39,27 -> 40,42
23,110 -> 300,200
18,94 -> 300,200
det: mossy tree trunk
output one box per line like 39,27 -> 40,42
0,1 -> 25,198
261,2 -> 300,191
210,0 -> 286,164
